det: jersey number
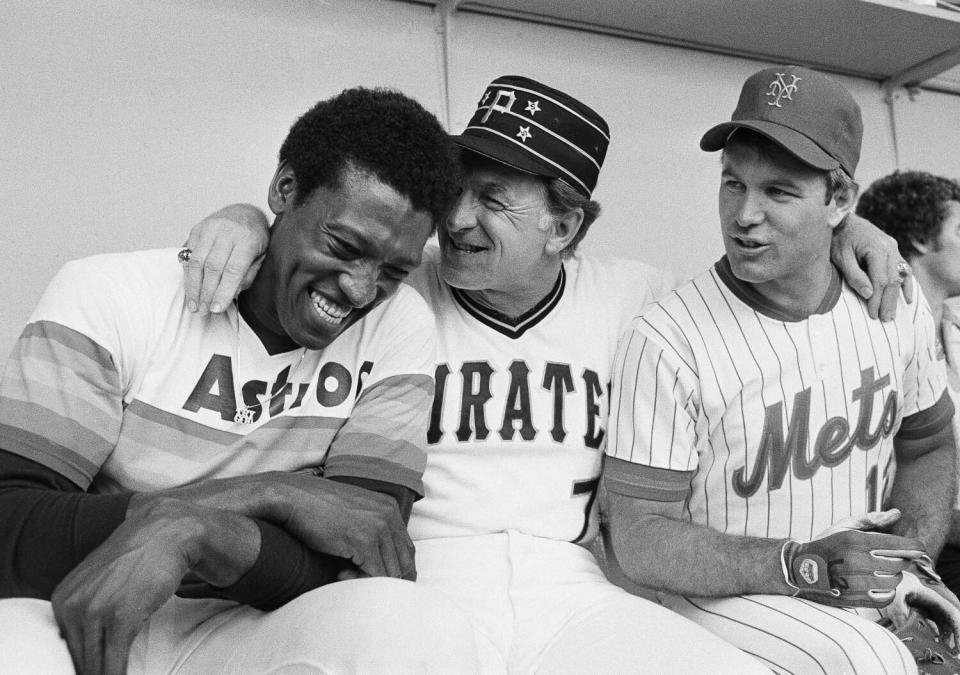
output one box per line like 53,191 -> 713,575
571,477 -> 599,544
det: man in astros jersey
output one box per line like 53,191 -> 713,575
604,65 -> 958,673
856,171 -> 960,599
0,88 -> 490,674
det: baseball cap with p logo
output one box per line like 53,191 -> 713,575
699,65 -> 863,176
452,75 -> 610,197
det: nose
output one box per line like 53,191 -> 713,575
340,262 -> 378,308
445,191 -> 476,234
735,190 -> 765,228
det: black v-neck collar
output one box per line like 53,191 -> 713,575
450,266 -> 566,339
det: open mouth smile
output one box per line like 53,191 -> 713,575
449,239 -> 486,253
309,289 -> 350,326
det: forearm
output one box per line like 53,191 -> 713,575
609,505 -> 793,597
128,471 -> 281,521
143,471 -> 415,525
888,445 -> 956,557
0,451 -> 131,598
178,518 -> 349,610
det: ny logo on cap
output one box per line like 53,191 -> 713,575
766,73 -> 802,108
481,89 -> 517,123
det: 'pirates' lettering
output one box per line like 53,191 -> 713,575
543,362 -> 574,443
499,360 -> 536,441
183,354 -> 236,421
428,361 -> 609,447
428,364 -> 451,444
456,361 -> 494,441
583,368 -> 604,449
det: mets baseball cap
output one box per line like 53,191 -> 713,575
700,65 -> 862,176
452,75 -> 610,197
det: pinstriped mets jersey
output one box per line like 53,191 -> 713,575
407,245 -> 672,542
0,249 -> 434,495
605,256 -> 953,541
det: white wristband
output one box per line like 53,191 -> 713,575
780,540 -> 800,597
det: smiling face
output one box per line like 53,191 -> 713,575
248,163 -> 432,350
719,136 -> 853,312
439,158 -> 556,295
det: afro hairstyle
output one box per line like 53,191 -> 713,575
278,87 -> 460,230
856,170 -> 960,259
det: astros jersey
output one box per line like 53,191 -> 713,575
0,248 -> 435,495
407,245 -> 671,542
605,256 -> 953,541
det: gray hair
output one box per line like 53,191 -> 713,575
544,179 -> 601,257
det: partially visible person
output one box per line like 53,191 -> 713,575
604,65 -> 960,673
856,170 -> 960,599
0,87 -> 487,674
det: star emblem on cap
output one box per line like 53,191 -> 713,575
525,100 -> 541,116
517,126 -> 532,143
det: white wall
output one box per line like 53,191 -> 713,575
3,0 -> 959,359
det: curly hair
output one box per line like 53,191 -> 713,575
856,171 -> 960,259
278,87 -> 460,230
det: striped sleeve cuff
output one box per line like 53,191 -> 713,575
602,455 -> 694,502
898,389 -> 954,441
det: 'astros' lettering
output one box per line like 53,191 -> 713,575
733,367 -> 897,497
183,354 -> 372,422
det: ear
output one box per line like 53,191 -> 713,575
544,208 -> 585,256
910,237 -> 931,255
267,161 -> 298,215
826,185 -> 858,230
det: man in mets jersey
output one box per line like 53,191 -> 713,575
604,65 -> 958,673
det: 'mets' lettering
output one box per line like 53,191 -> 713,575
428,360 -> 604,446
733,367 -> 898,497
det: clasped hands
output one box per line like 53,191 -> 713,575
51,472 -> 413,674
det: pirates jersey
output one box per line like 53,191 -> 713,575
407,245 -> 671,542
0,249 -> 435,495
605,257 -> 953,541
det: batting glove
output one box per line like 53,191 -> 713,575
780,529 -> 926,608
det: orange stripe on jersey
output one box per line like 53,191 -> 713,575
0,321 -> 122,487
